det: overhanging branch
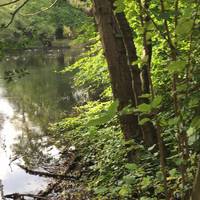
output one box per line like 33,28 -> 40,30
0,0 -> 21,7
2,0 -> 31,28
21,0 -> 59,16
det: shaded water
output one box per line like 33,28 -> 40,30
0,48 -> 84,198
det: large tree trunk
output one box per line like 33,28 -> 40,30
92,0 -> 142,160
115,11 -> 157,146
114,12 -> 141,102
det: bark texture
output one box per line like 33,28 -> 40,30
141,0 -> 152,95
92,0 -> 141,154
92,0 -> 158,151
114,12 -> 141,103
115,11 -> 157,146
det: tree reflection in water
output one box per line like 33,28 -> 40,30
0,48 -> 85,196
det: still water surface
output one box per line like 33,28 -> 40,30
0,48 -> 83,198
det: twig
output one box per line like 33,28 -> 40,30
0,0 -> 21,7
21,0 -> 59,16
2,0 -> 31,28
142,8 -> 169,43
160,0 -> 176,52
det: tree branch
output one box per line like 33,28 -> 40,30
0,0 -> 21,7
159,0 -> 176,53
21,0 -> 59,16
18,164 -> 81,181
4,193 -> 47,199
2,0 -> 31,28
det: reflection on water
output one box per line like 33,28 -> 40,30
0,86 -> 48,197
0,48 -> 83,198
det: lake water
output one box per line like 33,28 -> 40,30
0,48 -> 84,199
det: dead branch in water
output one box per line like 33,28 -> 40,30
4,150 -> 82,199
18,164 -> 81,181
4,193 -> 47,199
38,151 -> 79,197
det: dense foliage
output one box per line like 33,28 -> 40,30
52,0 -> 200,199
0,0 -> 94,49
0,0 -> 199,199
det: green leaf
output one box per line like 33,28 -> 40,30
120,104 -> 135,115
187,127 -> 195,136
189,98 -> 199,108
191,116 -> 200,130
176,18 -> 193,36
168,117 -> 179,126
119,185 -> 131,196
151,96 -> 162,108
142,55 -> 149,63
188,132 -> 197,145
168,60 -> 186,74
114,0 -> 125,13
175,158 -> 184,166
160,11 -> 171,20
123,175 -> 136,184
139,93 -> 151,99
94,187 -> 108,194
187,117 -> 200,145
132,58 -> 142,66
177,83 -> 187,92
88,100 -> 119,126
139,118 -> 151,125
156,171 -> 164,182
137,103 -> 152,113
169,168 -> 178,177
141,177 -> 151,189
125,163 -> 138,171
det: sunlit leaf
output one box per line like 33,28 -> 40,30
141,177 -> 151,189
125,163 -> 138,171
88,100 -> 119,126
176,18 -> 193,36
119,185 -> 131,196
151,96 -> 162,108
137,103 -> 152,113
168,60 -> 186,74
191,116 -> 200,130
139,93 -> 151,99
139,118 -> 151,125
